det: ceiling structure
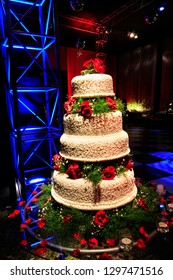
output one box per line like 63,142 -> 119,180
57,0 -> 173,54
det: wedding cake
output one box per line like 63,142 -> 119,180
51,59 -> 137,210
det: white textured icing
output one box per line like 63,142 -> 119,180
60,131 -> 130,162
72,74 -> 115,98
64,111 -> 122,135
52,170 -> 137,210
52,72 -> 137,210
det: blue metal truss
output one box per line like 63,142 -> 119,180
1,0 -> 63,200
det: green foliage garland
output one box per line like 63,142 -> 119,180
37,182 -> 159,248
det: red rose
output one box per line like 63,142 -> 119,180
64,97 -> 76,113
52,154 -> 62,170
93,58 -> 105,73
52,154 -> 61,162
81,106 -> 92,118
98,253 -> 112,260
102,166 -> 116,180
106,97 -> 116,110
125,160 -> 133,170
83,59 -> 93,69
66,162 -> 82,179
80,101 -> 92,118
88,238 -> 98,248
94,210 -> 108,227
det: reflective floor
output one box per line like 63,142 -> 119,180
124,117 -> 173,194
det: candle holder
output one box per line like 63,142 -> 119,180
167,203 -> 173,213
118,229 -> 133,251
157,221 -> 169,233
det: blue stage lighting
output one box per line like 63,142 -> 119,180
29,177 -> 46,184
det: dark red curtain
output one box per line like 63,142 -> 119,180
118,43 -> 157,111
160,38 -> 173,111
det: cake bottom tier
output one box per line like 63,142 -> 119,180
52,170 -> 137,210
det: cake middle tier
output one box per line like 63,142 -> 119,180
60,130 -> 130,162
64,111 -> 122,136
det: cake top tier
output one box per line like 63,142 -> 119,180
72,74 -> 115,98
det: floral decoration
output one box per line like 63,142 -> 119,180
36,181 -> 162,258
52,154 -> 133,185
64,96 -> 126,116
81,58 -> 105,75
8,180 -> 173,260
80,100 -> 93,118
66,162 -> 82,179
94,210 -> 109,227
102,166 -> 116,180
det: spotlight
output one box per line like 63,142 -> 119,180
158,1 -> 167,13
28,177 -> 47,184
127,31 -> 138,39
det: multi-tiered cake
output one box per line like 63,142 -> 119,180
51,61 -> 137,210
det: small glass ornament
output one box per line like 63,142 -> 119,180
156,184 -> 166,196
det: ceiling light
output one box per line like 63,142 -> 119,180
127,32 -> 138,39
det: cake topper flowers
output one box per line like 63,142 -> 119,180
81,58 -> 105,75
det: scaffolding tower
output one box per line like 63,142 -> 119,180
1,0 -> 63,201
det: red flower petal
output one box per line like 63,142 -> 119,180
20,223 -> 27,229
25,206 -> 31,211
37,218 -> 45,228
34,246 -> 47,255
106,238 -> 115,247
13,209 -> 20,215
137,239 -> 146,248
8,213 -> 16,218
139,226 -> 148,238
20,240 -> 28,247
19,201 -> 26,206
31,198 -> 38,203
32,190 -> 38,195
40,239 -> 48,246
25,218 -> 32,224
